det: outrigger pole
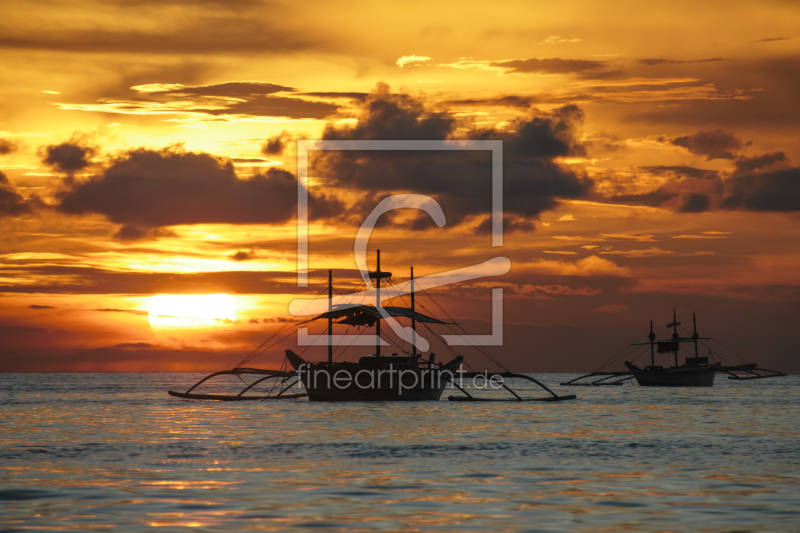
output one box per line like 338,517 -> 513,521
376,249 -> 381,357
328,269 -> 333,364
410,266 -> 416,355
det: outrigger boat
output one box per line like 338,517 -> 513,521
170,250 -> 575,403
562,309 -> 785,387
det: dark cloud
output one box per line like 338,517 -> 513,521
0,265 -> 344,295
610,189 -> 678,207
0,17 -> 322,56
624,56 -> 800,128
475,215 -> 535,235
0,324 -> 49,344
491,57 -> 606,74
750,37 -> 792,43
603,164 -> 723,211
95,308 -> 149,316
28,305 -> 55,309
0,171 -> 33,217
138,82 -> 339,119
585,136 -> 626,155
190,94 -> 339,119
41,140 -> 97,173
249,317 -> 290,324
322,83 -> 455,141
734,152 -> 787,173
0,138 -> 19,155
232,157 -> 271,163
161,82 -> 294,97
722,167 -> 800,211
639,165 -> 717,179
301,91 -> 368,101
638,58 -> 722,65
670,129 -> 744,160
262,132 -> 292,155
315,84 -> 591,226
114,225 -> 178,241
230,250 -> 256,261
445,95 -> 537,109
58,147 -> 344,228
638,58 -> 670,66
500,104 -> 587,158
113,342 -> 154,350
679,192 -> 710,213
578,69 -> 626,81
602,156 -> 800,214
81,82 -> 341,120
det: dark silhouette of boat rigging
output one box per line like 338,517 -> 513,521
169,250 -> 575,402
562,308 -> 785,387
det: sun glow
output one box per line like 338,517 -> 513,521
148,294 -> 236,329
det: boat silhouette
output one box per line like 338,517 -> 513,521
170,250 -> 575,402
562,308 -> 785,387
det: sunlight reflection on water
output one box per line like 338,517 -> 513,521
1,373 -> 799,531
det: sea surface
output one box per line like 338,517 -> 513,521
1,372 -> 799,532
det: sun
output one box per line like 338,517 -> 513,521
148,294 -> 236,329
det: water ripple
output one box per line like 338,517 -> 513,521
1,373 -> 799,531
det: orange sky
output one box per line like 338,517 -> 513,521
1,0 -> 799,373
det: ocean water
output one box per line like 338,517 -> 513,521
1,372 -> 799,532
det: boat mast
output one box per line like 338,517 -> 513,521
672,307 -> 679,367
328,269 -> 333,364
376,249 -> 381,357
649,319 -> 655,367
410,266 -> 416,355
692,311 -> 699,358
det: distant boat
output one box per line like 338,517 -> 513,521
170,250 -> 576,403
562,308 -> 785,387
624,308 -> 718,387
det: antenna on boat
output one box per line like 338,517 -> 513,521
648,319 -> 655,367
328,269 -> 333,364
692,311 -> 699,358
410,266 -> 416,355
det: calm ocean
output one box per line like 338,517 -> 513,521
1,373 -> 799,532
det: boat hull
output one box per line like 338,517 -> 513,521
625,362 -> 717,387
294,364 -> 455,401
286,350 -> 461,402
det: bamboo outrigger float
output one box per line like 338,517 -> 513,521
447,372 -> 573,402
169,250 -> 576,403
562,309 -> 786,387
168,368 -> 306,401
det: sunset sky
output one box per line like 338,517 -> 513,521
1,0 -> 798,373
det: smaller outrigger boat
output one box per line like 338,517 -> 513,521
170,250 -> 575,403
562,308 -> 785,387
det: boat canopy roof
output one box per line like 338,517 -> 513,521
299,304 -> 446,327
